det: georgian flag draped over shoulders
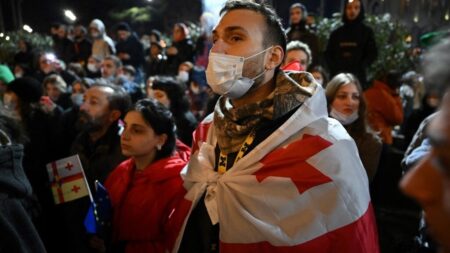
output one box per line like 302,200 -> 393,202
167,84 -> 379,253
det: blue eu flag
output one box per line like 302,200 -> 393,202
84,180 -> 112,234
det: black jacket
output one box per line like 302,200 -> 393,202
325,3 -> 377,89
115,34 -> 145,69
167,39 -> 195,75
286,24 -> 320,67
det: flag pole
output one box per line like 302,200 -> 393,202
76,154 -> 94,203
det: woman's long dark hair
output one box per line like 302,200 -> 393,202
132,98 -> 176,161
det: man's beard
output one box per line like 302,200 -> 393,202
76,110 -> 108,133
242,54 -> 267,93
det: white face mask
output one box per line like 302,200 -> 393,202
206,47 -> 272,99
1,94 -> 19,119
177,70 -> 189,83
87,63 -> 98,73
90,32 -> 100,39
71,93 -> 84,106
14,72 -> 23,78
330,107 -> 359,126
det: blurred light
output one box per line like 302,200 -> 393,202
45,53 -> 57,62
5,36 -> 10,41
414,15 -> 419,23
0,33 -> 4,37
446,12 -> 449,21
23,24 -> 33,33
146,0 -> 152,2
405,35 -> 412,43
349,0 -> 354,2
203,0 -> 226,20
64,9 -> 77,21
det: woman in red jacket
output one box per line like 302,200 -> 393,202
104,98 -> 190,253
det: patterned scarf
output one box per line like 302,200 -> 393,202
214,71 -> 315,154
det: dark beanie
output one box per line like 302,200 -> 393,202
7,77 -> 43,103
116,22 -> 131,32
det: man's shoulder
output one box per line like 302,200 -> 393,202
279,116 -> 353,151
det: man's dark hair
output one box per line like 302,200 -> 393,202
220,1 -> 287,57
133,98 -> 176,160
422,38 -> 450,94
91,80 -> 132,119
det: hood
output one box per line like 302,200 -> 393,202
89,19 -> 106,36
290,3 -> 308,27
0,144 -> 33,198
342,0 -> 366,25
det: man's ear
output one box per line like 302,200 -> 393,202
266,45 -> 284,70
109,110 -> 121,123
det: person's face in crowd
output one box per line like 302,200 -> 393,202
87,57 -> 101,72
101,59 -> 117,79
150,44 -> 161,58
72,83 -> 87,95
117,30 -> 130,41
401,92 -> 450,253
120,110 -> 166,159
149,34 -> 158,43
284,49 -> 309,70
73,26 -> 85,40
39,54 -> 56,74
89,27 -> 101,39
2,91 -> 19,115
173,25 -> 185,42
331,83 -> 360,116
289,7 -> 303,25
426,92 -> 441,109
346,0 -> 361,21
312,71 -> 324,86
71,82 -> 87,106
211,8 -> 269,84
45,83 -> 62,102
78,86 -> 115,132
148,88 -> 170,109
179,63 -> 192,73
306,15 -> 316,26
18,40 -> 27,52
13,65 -> 25,78
57,26 -> 66,39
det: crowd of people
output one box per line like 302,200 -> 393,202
0,0 -> 449,253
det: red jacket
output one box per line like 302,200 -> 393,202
104,148 -> 189,253
364,80 -> 403,144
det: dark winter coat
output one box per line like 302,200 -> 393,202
0,144 -> 46,253
325,3 -> 377,89
286,24 -> 320,67
115,34 -> 145,69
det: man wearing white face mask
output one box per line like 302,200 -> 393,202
172,2 -> 379,253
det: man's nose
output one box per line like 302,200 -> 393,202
211,39 -> 226,54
